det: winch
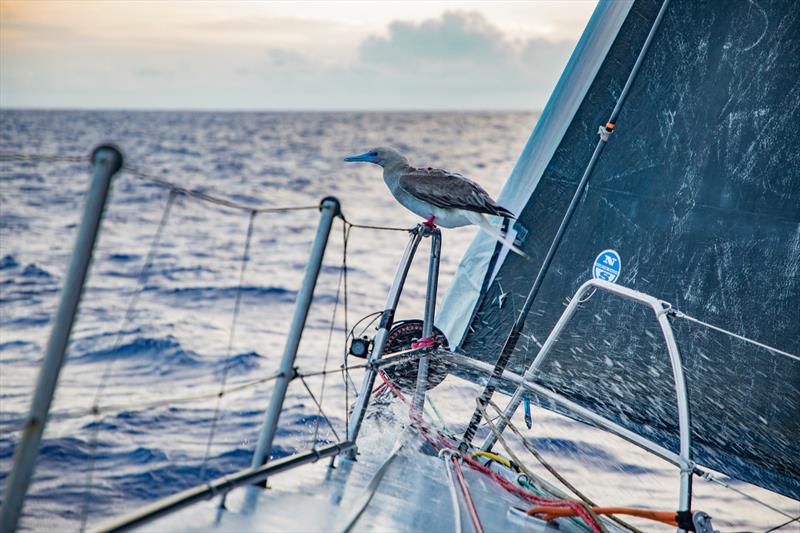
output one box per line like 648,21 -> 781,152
349,319 -> 449,392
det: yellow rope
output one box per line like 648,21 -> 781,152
470,451 -> 516,471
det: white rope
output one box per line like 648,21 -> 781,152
438,449 -> 463,533
669,310 -> 800,363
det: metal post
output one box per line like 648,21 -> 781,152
0,145 -> 123,533
249,197 -> 340,472
655,303 -> 693,512
345,226 -> 424,458
412,228 -> 441,412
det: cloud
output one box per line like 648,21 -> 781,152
360,12 -> 511,67
346,11 -> 575,105
237,11 -> 575,109
1,9 -> 581,110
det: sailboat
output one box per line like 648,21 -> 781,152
2,0 -> 798,531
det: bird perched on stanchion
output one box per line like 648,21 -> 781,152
344,147 -> 526,256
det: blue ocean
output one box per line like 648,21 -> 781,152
0,110 -> 794,531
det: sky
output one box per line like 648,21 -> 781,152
0,1 -> 598,111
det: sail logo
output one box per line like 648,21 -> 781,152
593,249 -> 621,283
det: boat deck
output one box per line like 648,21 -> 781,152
142,412 -> 581,533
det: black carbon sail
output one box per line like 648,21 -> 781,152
440,0 -> 800,500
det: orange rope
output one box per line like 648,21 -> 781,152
528,506 -> 678,526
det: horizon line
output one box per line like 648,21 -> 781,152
0,105 -> 542,114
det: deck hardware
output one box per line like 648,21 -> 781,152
345,224 -> 442,458
474,278 -> 693,514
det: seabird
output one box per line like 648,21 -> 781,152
344,146 -> 525,255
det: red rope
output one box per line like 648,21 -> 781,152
451,455 -> 485,533
376,371 -> 603,532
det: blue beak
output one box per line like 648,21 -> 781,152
344,151 -> 378,163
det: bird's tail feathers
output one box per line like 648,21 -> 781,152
467,212 -> 529,259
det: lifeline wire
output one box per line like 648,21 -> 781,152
80,189 -> 176,533
297,374 -> 341,442
1,151 -> 424,226
695,469 -> 794,520
341,221 -> 351,430
764,515 -> 800,533
199,209 -> 258,483
342,218 -> 410,232
10,360 -> 365,435
668,309 -> 800,363
0,152 -> 87,163
48,372 -> 282,423
124,165 -> 319,214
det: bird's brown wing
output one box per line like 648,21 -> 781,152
398,167 -> 515,218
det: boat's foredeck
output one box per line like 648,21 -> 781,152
142,410 -> 577,533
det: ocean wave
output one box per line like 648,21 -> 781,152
142,284 -> 295,302
21,263 -> 54,279
215,351 -> 263,376
72,335 -> 203,373
107,451 -> 252,500
0,254 -> 20,270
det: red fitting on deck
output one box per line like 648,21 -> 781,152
412,337 -> 436,349
422,216 -> 437,230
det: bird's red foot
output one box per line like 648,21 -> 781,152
412,336 -> 437,349
422,216 -> 437,230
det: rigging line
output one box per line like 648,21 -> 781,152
311,220 -> 347,447
297,374 -> 342,442
695,469 -> 793,519
764,515 -> 800,533
124,165 -> 318,214
342,218 -> 410,232
0,152 -> 316,213
341,221 -> 351,429
199,209 -> 258,483
0,151 -> 88,163
46,372 -> 282,423
79,189 -> 176,533
299,362 -> 369,379
669,310 -> 800,363
459,0 -> 674,451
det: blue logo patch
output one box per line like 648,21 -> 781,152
593,249 -> 621,283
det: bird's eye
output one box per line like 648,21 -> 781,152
369,151 -> 378,156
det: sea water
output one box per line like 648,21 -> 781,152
0,110 -> 795,531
